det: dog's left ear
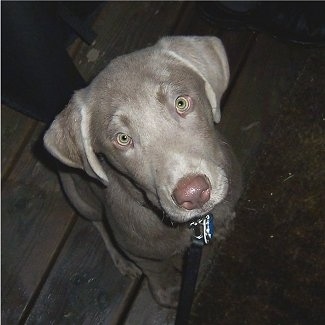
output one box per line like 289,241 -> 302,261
158,36 -> 229,123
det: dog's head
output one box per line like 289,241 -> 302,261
44,36 -> 230,223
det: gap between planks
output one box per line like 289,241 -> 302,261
18,215 -> 78,325
1,107 -> 39,183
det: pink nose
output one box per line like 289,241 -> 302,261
172,175 -> 211,210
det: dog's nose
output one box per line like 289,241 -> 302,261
172,175 -> 211,210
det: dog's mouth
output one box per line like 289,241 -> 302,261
159,209 -> 210,229
162,206 -> 213,226
140,190 -> 212,227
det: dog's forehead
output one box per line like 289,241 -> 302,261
87,48 -> 206,133
94,48 -> 202,104
111,69 -> 166,103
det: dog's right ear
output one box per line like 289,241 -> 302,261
157,36 -> 229,123
44,92 -> 109,184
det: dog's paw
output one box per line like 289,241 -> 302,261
152,285 -> 180,308
114,257 -> 142,279
148,272 -> 182,308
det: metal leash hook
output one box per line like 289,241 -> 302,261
189,213 -> 214,245
175,213 -> 214,325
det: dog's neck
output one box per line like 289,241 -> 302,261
138,195 -> 181,228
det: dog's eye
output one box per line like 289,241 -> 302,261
175,96 -> 191,114
116,133 -> 132,146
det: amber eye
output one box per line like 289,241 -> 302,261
116,133 -> 132,146
175,96 -> 191,114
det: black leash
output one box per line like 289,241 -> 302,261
175,214 -> 214,325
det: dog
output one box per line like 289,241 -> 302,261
44,36 -> 242,308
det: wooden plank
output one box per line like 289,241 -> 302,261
194,34 -> 316,291
1,105 -> 38,180
1,124 -> 76,324
25,218 -> 139,325
190,48 -> 325,325
72,1 -> 186,81
220,31 -> 256,90
218,33 -> 315,176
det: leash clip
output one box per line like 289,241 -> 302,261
189,213 -> 214,245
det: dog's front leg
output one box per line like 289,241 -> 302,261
93,221 -> 142,278
128,254 -> 183,308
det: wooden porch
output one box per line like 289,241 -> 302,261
2,2 -> 323,324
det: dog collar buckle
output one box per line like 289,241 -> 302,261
189,213 -> 214,245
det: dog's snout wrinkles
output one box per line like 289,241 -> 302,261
172,175 -> 211,210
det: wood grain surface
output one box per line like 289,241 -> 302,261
2,2 -> 317,324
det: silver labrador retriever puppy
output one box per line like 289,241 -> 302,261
44,36 -> 242,308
